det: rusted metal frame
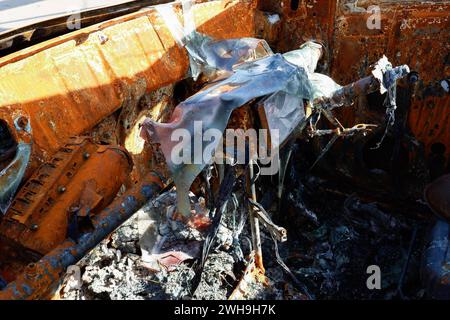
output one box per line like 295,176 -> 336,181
0,172 -> 163,300
307,62 -> 410,171
228,251 -> 267,300
333,1 -> 450,164
314,64 -> 409,113
0,137 -> 133,257
0,1 -> 174,56
314,75 -> 379,111
0,0 -> 257,67
259,0 -> 449,163
0,0 -> 259,183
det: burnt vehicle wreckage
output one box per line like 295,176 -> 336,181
0,0 -> 448,300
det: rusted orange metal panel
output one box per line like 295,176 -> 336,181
0,0 -> 258,176
332,1 -> 449,162
258,0 -> 449,167
257,0 -> 337,53
0,137 -> 131,258
0,172 -> 163,300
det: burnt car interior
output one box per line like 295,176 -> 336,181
0,0 -> 448,300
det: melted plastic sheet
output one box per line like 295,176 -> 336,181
282,41 -> 341,100
187,36 -> 274,79
259,92 -> 305,151
156,1 -> 272,80
141,54 -> 313,216
259,42 -> 341,150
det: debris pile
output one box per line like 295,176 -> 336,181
59,166 -> 435,300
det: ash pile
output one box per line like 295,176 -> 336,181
59,167 -> 444,300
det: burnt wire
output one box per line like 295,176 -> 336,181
309,134 -> 339,171
191,165 -> 237,294
249,196 -> 313,298
372,77 -> 398,149
201,166 -> 236,267
231,193 -> 248,262
270,233 -> 314,299
201,201 -> 228,268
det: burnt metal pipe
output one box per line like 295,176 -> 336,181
0,172 -> 163,300
315,65 -> 410,110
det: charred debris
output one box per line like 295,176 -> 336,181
0,0 -> 449,300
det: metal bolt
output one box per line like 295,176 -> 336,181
26,263 -> 37,278
16,116 -> 29,130
407,71 -> 419,84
